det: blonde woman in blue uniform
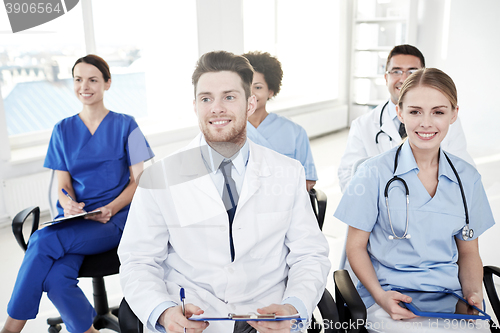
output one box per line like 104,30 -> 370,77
2,55 -> 154,333
335,68 -> 494,332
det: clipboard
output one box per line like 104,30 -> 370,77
392,288 -> 491,320
189,313 -> 304,322
41,210 -> 102,227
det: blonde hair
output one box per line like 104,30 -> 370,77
398,68 -> 457,110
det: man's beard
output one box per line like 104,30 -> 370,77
200,116 -> 247,157
201,117 -> 246,145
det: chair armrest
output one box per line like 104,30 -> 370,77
314,188 -> 327,230
119,298 -> 143,333
309,188 -> 327,230
484,266 -> 500,325
12,206 -> 40,252
316,288 -> 339,333
334,269 -> 366,333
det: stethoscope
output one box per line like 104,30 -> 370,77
385,144 -> 474,240
375,101 -> 391,144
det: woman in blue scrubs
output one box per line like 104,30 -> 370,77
2,55 -> 154,333
335,68 -> 494,332
242,51 -> 318,191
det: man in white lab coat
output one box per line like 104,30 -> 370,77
118,51 -> 330,333
338,44 -> 474,192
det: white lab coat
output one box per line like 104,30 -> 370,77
337,100 -> 474,192
119,134 -> 331,333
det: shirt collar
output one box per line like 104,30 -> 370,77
388,99 -> 398,121
394,140 -> 459,184
394,140 -> 418,176
199,135 -> 249,176
439,150 -> 460,184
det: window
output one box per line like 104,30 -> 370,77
243,0 -> 340,110
0,3 -> 85,138
92,0 -> 199,135
1,0 -> 342,151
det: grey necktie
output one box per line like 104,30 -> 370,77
220,160 -> 239,210
219,160 -> 238,261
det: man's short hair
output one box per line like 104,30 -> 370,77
242,51 -> 283,98
386,44 -> 426,70
192,50 -> 254,99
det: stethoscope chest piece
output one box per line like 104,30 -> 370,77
462,224 -> 474,240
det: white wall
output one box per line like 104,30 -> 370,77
417,0 -> 500,157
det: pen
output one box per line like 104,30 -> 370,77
62,188 -> 86,213
180,287 -> 186,316
180,287 -> 186,333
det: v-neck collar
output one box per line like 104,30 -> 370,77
77,110 -> 112,136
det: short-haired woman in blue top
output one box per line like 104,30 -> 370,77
335,68 -> 494,332
2,55 -> 154,333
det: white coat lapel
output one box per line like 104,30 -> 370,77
236,141 -> 271,213
168,134 -> 226,227
380,103 -> 401,150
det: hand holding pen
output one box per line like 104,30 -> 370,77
158,288 -> 208,333
61,188 -> 86,215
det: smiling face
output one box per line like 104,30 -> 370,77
252,72 -> 274,113
73,62 -> 110,106
385,54 -> 423,104
194,71 -> 256,149
397,85 -> 458,153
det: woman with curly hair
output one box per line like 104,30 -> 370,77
242,51 -> 317,191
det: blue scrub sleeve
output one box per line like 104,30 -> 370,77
127,124 -> 155,166
334,161 -> 380,232
456,174 -> 495,241
295,127 -> 318,181
44,123 -> 68,171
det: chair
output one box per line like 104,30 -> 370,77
309,188 -> 327,231
333,270 -> 367,333
119,187 -> 339,333
483,266 -> 500,332
12,204 -> 121,332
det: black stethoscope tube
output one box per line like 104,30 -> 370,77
384,144 -> 473,240
375,101 -> 391,144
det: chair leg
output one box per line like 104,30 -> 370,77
47,317 -> 63,333
92,277 -> 120,332
93,313 -> 120,332
92,277 -> 110,315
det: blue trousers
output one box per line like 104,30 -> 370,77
7,217 -> 122,333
